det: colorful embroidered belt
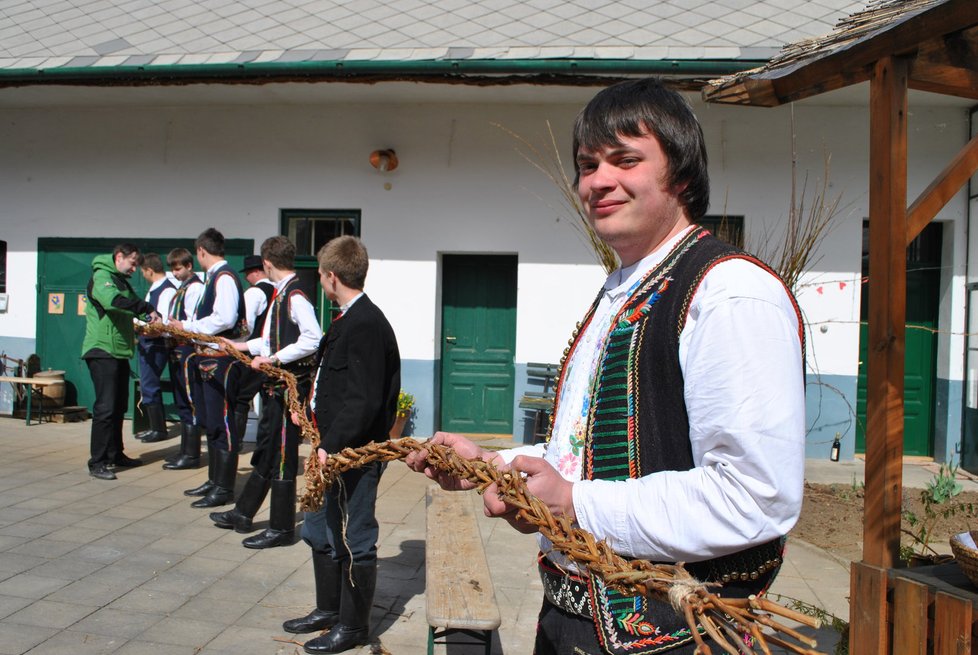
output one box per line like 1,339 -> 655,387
539,555 -> 592,618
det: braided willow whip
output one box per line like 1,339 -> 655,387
136,324 -> 824,655
134,323 -> 330,504
314,438 -> 825,655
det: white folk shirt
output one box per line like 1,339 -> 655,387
183,260 -> 240,337
243,278 -> 274,337
246,273 -> 322,364
178,275 -> 204,323
137,276 -> 177,327
500,227 -> 806,566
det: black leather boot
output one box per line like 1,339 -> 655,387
211,470 -> 270,532
303,562 -> 376,653
182,445 -> 215,495
139,403 -> 169,443
283,552 -> 341,633
163,423 -> 191,463
242,478 -> 295,548
166,424 -> 202,470
192,449 -> 237,508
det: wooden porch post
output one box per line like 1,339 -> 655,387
862,54 -> 908,570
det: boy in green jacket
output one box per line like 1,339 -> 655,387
82,243 -> 161,480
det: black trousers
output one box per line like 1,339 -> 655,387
168,344 -> 198,425
253,383 -> 307,481
86,357 -> 130,469
193,354 -> 241,453
301,461 -> 384,564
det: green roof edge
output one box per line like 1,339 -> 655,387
0,58 -> 763,83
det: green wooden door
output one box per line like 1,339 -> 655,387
855,222 -> 941,456
36,237 -> 254,414
440,255 -> 517,434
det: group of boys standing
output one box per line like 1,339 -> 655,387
82,228 -> 401,653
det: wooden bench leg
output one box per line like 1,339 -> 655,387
428,627 -> 494,654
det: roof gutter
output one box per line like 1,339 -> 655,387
0,58 -> 763,86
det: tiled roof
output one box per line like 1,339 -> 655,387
0,0 -> 868,77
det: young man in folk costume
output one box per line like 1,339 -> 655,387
213,236 -> 322,549
81,243 -> 161,480
408,78 -> 806,655
134,252 -> 177,444
283,236 -> 400,654
168,227 -> 247,508
162,247 -> 205,470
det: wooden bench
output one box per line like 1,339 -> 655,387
425,484 -> 500,655
518,362 -> 559,443
0,376 -> 65,426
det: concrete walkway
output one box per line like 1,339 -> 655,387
0,417 -> 967,654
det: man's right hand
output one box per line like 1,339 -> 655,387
405,431 -> 485,492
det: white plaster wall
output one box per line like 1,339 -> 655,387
0,87 -> 970,379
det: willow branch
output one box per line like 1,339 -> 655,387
312,437 -> 825,655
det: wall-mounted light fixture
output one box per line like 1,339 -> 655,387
369,149 -> 398,172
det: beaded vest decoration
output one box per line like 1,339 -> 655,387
548,228 -> 804,654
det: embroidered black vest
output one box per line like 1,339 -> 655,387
268,276 -> 317,378
197,264 -> 246,338
553,229 -> 804,654
169,276 -> 202,321
139,278 -> 176,343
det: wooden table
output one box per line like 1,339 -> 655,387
0,376 -> 66,425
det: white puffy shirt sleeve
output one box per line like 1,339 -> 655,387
571,258 -> 806,562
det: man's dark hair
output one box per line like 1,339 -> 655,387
167,247 -> 194,268
141,252 -> 164,274
113,242 -> 142,265
572,77 -> 710,221
260,236 -> 296,271
195,227 -> 225,257
318,236 -> 368,290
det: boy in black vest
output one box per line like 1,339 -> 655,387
168,228 -> 246,508
162,247 -> 205,470
134,252 -> 176,444
214,236 -> 322,549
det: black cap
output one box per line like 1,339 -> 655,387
240,255 -> 263,273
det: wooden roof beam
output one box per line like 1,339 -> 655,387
907,130 -> 978,245
703,0 -> 978,107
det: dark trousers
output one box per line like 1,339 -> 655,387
193,354 -> 240,453
136,337 -> 169,406
168,345 -> 197,425
300,461 -> 384,564
86,357 -> 130,469
253,384 -> 305,480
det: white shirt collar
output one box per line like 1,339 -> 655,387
340,292 -> 364,315
603,226 -> 696,299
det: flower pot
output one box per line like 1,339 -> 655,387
389,414 -> 408,438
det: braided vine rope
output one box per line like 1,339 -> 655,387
134,323 -> 330,508
136,323 -> 824,655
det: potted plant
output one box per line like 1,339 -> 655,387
389,389 -> 414,438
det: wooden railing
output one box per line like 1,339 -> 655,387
851,561 -> 976,653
